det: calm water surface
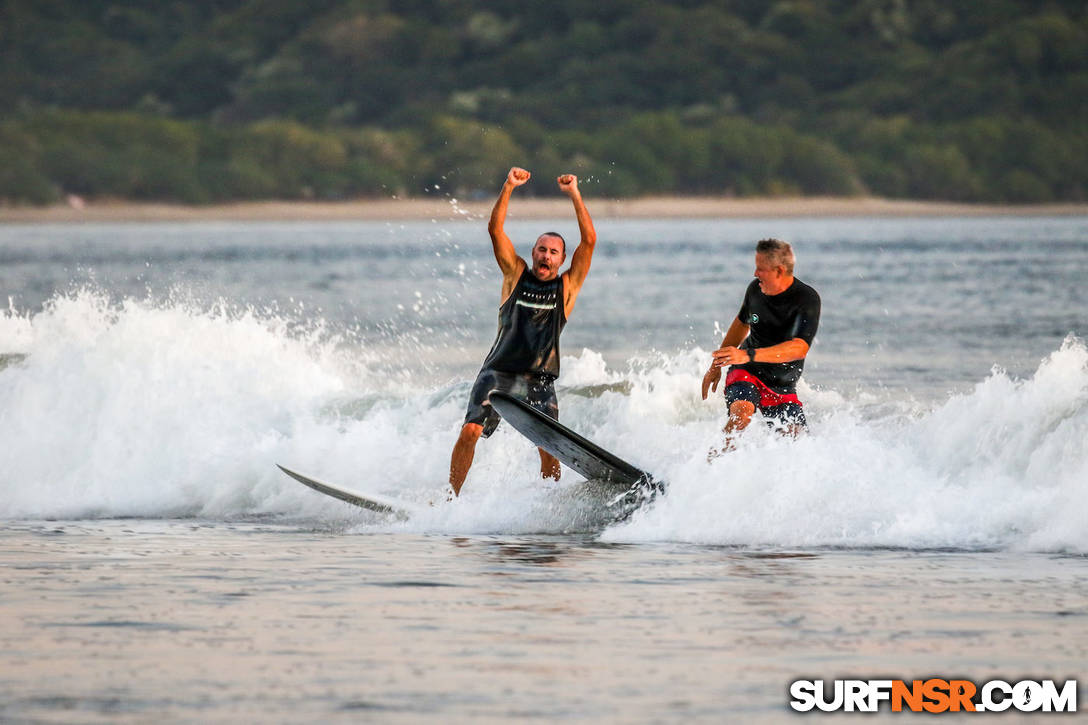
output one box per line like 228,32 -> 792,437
1,521 -> 1085,723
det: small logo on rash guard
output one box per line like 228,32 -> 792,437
749,313 -> 760,324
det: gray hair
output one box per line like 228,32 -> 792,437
756,238 -> 795,274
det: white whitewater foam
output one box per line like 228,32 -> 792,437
605,337 -> 1088,553
1,291 -> 1085,552
0,298 -> 33,352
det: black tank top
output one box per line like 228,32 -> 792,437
480,267 -> 567,377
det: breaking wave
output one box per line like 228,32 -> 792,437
1,290 -> 1085,552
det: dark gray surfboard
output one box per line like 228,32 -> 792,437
277,464 -> 421,520
487,390 -> 662,513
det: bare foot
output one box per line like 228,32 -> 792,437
706,440 -> 737,462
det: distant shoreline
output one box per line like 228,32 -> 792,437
2,196 -> 1086,223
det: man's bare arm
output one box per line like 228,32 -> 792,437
489,167 -> 530,284
718,317 -> 749,350
557,174 -> 596,318
712,338 -> 810,367
702,317 -> 749,399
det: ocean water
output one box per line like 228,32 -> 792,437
1,215 -> 1086,721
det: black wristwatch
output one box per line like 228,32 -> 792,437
747,347 -> 756,362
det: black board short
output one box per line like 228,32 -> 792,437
464,369 -> 558,438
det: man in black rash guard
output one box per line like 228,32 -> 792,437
449,166 -> 597,496
701,239 -> 821,451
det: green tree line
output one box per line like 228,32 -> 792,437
1,0 -> 1085,204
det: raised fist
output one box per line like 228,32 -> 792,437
508,167 -> 531,186
557,174 -> 578,195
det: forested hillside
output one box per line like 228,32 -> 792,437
2,0 -> 1085,203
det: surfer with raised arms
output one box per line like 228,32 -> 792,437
448,167 -> 597,496
702,239 -> 821,452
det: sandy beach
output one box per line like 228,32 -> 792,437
2,196 -> 1086,223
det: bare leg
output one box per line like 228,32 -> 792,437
782,423 -> 805,439
539,448 -> 561,481
449,423 -> 483,496
725,400 -> 756,437
709,400 -> 756,459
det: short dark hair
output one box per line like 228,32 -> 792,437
756,238 -> 794,274
539,231 -> 566,255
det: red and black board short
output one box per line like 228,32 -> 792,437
723,368 -> 806,428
